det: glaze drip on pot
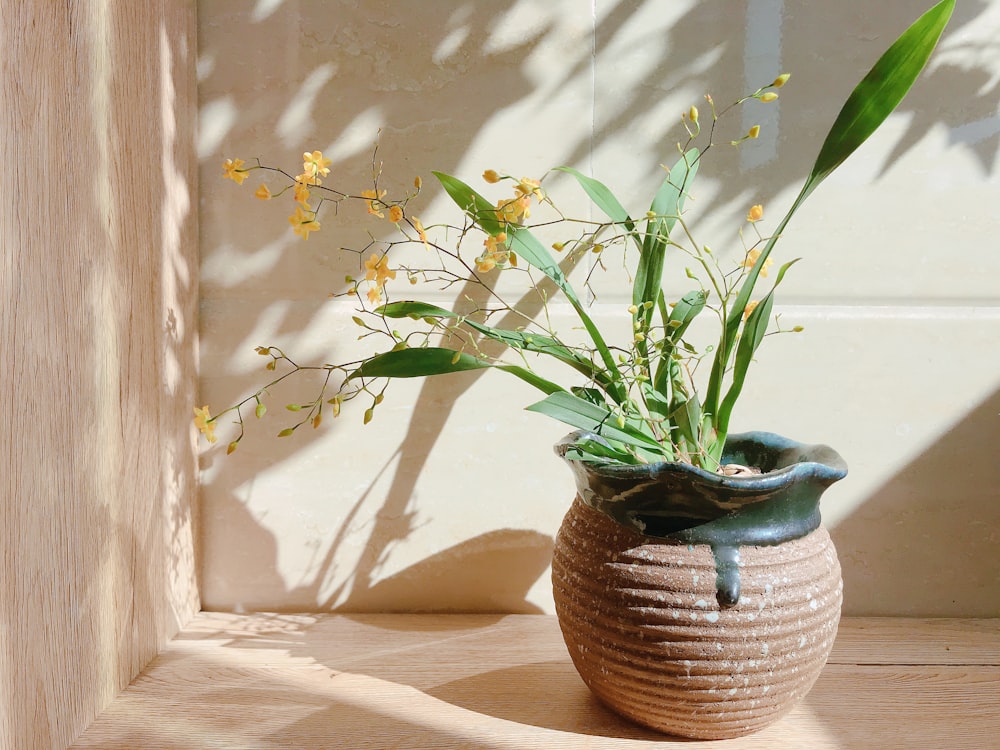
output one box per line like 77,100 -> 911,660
556,431 -> 848,607
711,545 -> 742,607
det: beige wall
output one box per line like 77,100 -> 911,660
198,1 -> 1000,616
0,2 -> 200,747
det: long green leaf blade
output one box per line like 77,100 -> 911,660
634,149 -> 699,310
809,0 -> 955,188
349,347 -> 489,379
496,364 -> 565,395
553,166 -> 640,249
380,300 -> 611,389
378,300 -> 455,319
526,392 -> 663,453
705,0 -> 953,421
716,259 -> 800,440
432,172 -> 503,235
349,346 -> 565,398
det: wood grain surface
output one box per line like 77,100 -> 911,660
0,2 -> 200,748
72,614 -> 1000,749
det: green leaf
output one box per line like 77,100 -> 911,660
652,290 -> 706,395
526,392 -> 664,454
349,347 -> 489,379
348,346 -> 565,397
496,364 -> 565,395
669,394 -> 703,455
507,226 -> 624,401
380,299 -> 613,391
562,437 -> 644,465
378,300 -> 455,319
506,225 -> 576,301
705,1 -> 953,422
808,0 -> 955,191
553,167 -> 640,250
716,259 -> 800,442
665,289 -> 707,343
432,172 -> 502,235
634,149 -> 699,311
431,173 -> 622,399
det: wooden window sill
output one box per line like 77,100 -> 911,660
72,614 -> 1000,748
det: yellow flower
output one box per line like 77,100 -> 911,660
743,300 -> 760,320
475,254 -> 497,273
295,171 -> 322,186
388,205 -> 404,223
193,406 -> 218,444
367,286 -> 382,305
364,253 -> 396,287
254,184 -> 271,200
486,231 -> 507,250
482,169 -> 501,184
413,216 -> 430,249
476,232 -> 510,272
514,177 -> 543,201
740,248 -> 774,277
288,206 -> 321,240
361,188 -> 387,218
303,150 -> 331,179
747,204 -> 764,222
495,194 -> 531,226
293,182 -> 311,208
222,158 -> 249,185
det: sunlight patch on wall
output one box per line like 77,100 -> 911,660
278,63 -> 337,144
742,0 -> 783,171
199,96 -> 238,158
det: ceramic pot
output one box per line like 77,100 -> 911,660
551,431 -> 848,740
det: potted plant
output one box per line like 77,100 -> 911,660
200,1 -> 953,739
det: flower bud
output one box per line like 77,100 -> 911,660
771,73 -> 790,88
482,169 -> 501,184
759,92 -> 779,103
255,403 -> 266,419
688,105 -> 699,123
227,441 -> 239,455
748,125 -> 760,139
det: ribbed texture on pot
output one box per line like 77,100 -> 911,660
552,497 -> 842,740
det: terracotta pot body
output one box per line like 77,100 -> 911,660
551,431 -> 847,740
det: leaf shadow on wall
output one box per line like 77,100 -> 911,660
198,0 -> 998,614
